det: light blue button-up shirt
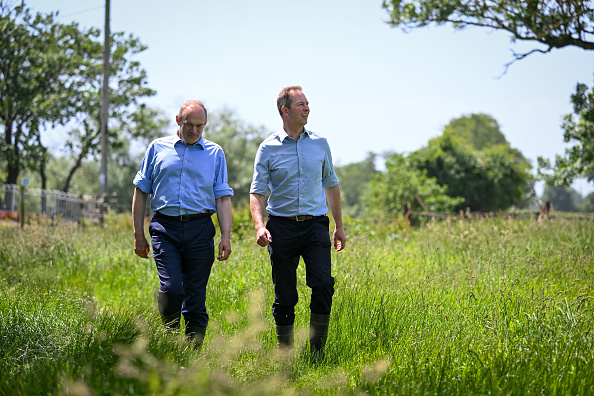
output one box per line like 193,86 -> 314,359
133,135 -> 233,216
250,128 -> 339,217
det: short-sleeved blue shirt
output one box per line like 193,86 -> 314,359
134,135 -> 233,216
250,128 -> 339,217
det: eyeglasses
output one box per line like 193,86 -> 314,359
181,122 -> 204,130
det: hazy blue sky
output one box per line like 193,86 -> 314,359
25,0 -> 594,194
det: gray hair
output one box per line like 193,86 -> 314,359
178,100 -> 207,122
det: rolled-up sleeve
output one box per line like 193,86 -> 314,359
321,140 -> 339,188
250,145 -> 270,195
213,150 -> 234,199
133,144 -> 155,194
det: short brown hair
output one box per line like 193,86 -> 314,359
277,86 -> 302,117
178,100 -> 207,123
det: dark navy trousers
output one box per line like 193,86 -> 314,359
266,215 -> 335,326
149,215 -> 215,328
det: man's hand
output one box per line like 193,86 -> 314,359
218,238 -> 232,261
134,235 -> 150,259
255,225 -> 272,247
333,227 -> 347,251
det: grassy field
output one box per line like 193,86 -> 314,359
0,213 -> 593,395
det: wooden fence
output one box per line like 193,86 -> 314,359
402,193 -> 593,225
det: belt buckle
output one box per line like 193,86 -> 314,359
295,215 -> 303,222
179,214 -> 190,221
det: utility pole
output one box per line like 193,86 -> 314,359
99,0 -> 111,198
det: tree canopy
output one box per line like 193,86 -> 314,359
538,77 -> 594,185
382,0 -> 594,67
199,108 -> 267,206
1,1 -> 92,185
409,113 -> 533,212
361,152 -> 464,218
541,184 -> 584,212
0,1 -> 155,195
335,153 -> 378,218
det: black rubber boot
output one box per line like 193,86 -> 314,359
160,311 -> 181,330
185,326 -> 207,349
276,324 -> 294,349
309,313 -> 330,354
158,291 -> 182,330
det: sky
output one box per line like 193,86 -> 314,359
24,0 -> 594,195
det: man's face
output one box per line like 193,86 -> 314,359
177,106 -> 207,145
284,90 -> 309,127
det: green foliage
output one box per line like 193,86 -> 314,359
538,77 -> 594,185
0,1 -> 96,184
1,217 -> 594,394
541,184 -> 584,213
410,114 -> 533,212
581,192 -> 594,212
205,108 -> 267,206
443,113 -> 507,151
362,152 -> 463,217
382,0 -> 594,66
0,1 -> 157,194
335,152 -> 378,217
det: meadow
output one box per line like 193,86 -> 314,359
0,212 -> 593,395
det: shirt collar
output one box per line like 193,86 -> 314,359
175,134 -> 205,148
278,128 -> 310,142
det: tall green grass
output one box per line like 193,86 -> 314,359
0,215 -> 592,395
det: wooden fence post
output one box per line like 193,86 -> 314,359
403,203 -> 412,226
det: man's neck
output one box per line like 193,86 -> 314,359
283,123 -> 304,141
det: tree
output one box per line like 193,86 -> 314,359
41,105 -> 170,212
0,1 -> 156,197
361,152 -> 464,218
382,0 -> 594,68
335,152 -> 378,217
538,77 -> 594,185
1,1 -> 96,185
60,31 -> 156,193
541,184 -> 583,212
442,113 -> 507,150
409,113 -> 533,212
203,108 -> 267,206
581,191 -> 594,212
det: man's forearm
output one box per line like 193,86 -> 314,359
132,187 -> 149,236
324,185 -> 344,227
250,193 -> 267,229
215,195 -> 233,240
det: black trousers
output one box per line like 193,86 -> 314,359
149,215 -> 215,328
266,215 -> 335,326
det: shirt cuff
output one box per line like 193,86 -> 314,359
249,181 -> 268,195
214,183 -> 234,199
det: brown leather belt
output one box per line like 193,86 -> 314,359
156,211 -> 212,221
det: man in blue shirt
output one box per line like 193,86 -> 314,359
250,86 -> 346,354
132,100 -> 233,348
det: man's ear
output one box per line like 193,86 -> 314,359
282,106 -> 288,115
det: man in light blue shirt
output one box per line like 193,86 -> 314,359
132,100 -> 233,348
250,86 -> 346,354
